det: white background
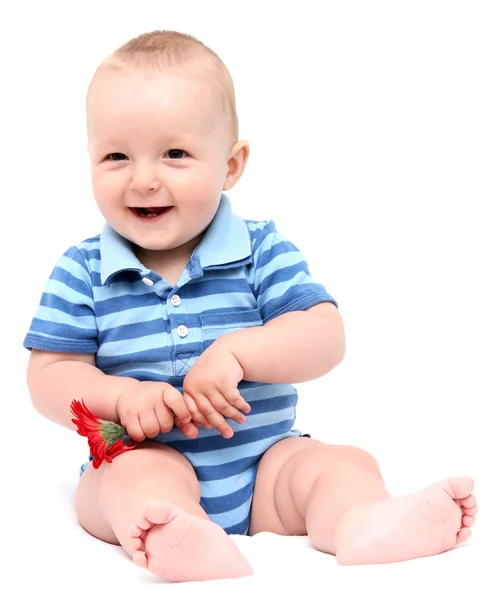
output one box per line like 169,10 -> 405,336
1,0 -> 501,595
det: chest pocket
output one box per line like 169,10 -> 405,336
200,308 -> 264,349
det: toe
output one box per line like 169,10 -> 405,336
463,504 -> 478,517
459,494 -> 477,509
131,500 -> 179,536
133,551 -> 148,568
143,500 -> 180,525
462,515 -> 475,527
133,511 -> 157,534
130,536 -> 144,551
446,477 -> 474,500
129,522 -> 148,555
130,522 -> 147,538
456,528 -> 472,544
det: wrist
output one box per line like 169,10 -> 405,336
215,328 -> 260,378
113,377 -> 139,421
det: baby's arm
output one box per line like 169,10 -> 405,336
27,349 -> 136,429
221,301 -> 345,384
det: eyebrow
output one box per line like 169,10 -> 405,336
90,133 -> 194,147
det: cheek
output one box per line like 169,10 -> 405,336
91,170 -> 122,205
177,164 -> 225,200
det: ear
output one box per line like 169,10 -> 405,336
223,140 -> 250,190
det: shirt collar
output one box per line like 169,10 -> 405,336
100,194 -> 251,285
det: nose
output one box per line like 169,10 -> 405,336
129,163 -> 161,193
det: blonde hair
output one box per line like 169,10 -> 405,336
102,30 -> 238,140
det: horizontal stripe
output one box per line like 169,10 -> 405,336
94,292 -> 161,315
36,300 -> 96,326
164,423 -> 297,459
200,477 -> 255,514
243,393 -> 297,415
255,242 -> 303,280
28,317 -> 96,342
97,345 -> 173,367
196,467 -> 256,497
256,260 -> 311,300
98,317 -> 167,343
224,515 -> 250,535
24,332 -> 98,353
153,406 -> 297,451
98,332 -> 172,358
49,265 -> 93,299
100,368 -> 172,382
149,398 -> 296,438
195,455 -> 262,482
261,289 -> 337,323
42,278 -> 94,306
181,276 -> 254,297
203,496 -> 253,531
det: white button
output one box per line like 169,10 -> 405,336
142,277 -> 154,286
177,325 -> 188,338
171,294 -> 181,307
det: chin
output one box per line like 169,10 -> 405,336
135,241 -> 174,252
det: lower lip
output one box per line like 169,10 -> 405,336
129,207 -> 173,222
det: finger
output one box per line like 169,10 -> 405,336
184,392 -> 213,429
207,388 -> 246,424
154,401 -> 174,433
223,387 -> 251,414
139,411 -> 161,439
176,419 -> 199,439
193,393 -> 234,438
162,387 -> 191,423
172,409 -> 205,436
122,415 -> 146,442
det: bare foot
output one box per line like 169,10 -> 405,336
335,476 -> 477,565
129,500 -> 253,582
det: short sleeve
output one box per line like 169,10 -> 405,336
251,221 -> 338,323
23,246 -> 98,353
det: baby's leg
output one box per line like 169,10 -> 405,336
251,438 -> 477,565
75,441 -> 252,582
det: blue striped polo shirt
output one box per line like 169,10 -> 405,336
24,194 -> 337,534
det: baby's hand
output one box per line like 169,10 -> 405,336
116,381 -> 197,441
183,340 -> 251,438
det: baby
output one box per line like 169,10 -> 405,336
24,30 -> 477,583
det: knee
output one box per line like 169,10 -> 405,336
317,445 -> 382,474
104,441 -> 200,497
75,466 -> 119,545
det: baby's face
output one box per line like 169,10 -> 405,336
87,67 -> 235,256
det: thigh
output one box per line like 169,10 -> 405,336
75,441 -> 200,544
249,436 -> 325,536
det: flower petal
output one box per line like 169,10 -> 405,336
72,400 -> 137,469
107,440 -> 136,459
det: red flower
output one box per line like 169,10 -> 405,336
70,400 -> 135,469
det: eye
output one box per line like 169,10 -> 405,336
166,149 -> 187,159
106,152 -> 128,161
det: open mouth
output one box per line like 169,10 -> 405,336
130,206 -> 172,219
